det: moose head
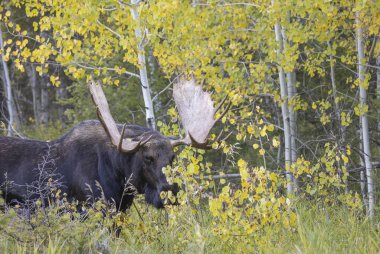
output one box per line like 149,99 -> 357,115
89,77 -> 230,208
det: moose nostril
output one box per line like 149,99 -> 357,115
171,183 -> 179,194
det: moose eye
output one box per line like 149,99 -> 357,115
144,156 -> 154,164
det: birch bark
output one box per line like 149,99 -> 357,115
274,21 -> 293,195
130,0 -> 156,130
281,24 -> 298,191
0,24 -> 15,136
376,37 -> 380,158
356,10 -> 374,218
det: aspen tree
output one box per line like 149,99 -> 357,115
356,9 -> 374,218
0,24 -> 14,136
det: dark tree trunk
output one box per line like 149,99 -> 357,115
26,64 -> 42,125
40,73 -> 50,126
56,71 -> 70,125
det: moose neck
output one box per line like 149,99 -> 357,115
97,147 -> 143,211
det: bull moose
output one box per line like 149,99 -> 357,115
0,78 -> 229,211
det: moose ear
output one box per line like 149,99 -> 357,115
167,136 -> 179,141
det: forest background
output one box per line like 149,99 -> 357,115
0,0 -> 379,253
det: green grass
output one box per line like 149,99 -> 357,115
294,205 -> 379,254
0,198 -> 378,253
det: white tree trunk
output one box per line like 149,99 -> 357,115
0,24 -> 15,136
281,25 -> 298,191
274,21 -> 293,195
287,71 -> 298,191
356,11 -> 374,218
130,0 -> 156,130
286,72 -> 297,161
376,37 -> 380,158
358,126 -> 369,213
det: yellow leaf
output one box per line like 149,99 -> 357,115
346,146 -> 351,156
237,159 -> 247,169
272,138 -> 279,148
342,155 -> 349,164
260,126 -> 267,137
33,22 -> 39,32
253,144 -> 259,149
259,149 -> 265,155
247,125 -> 254,134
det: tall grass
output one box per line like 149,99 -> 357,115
294,205 -> 379,254
0,197 -> 378,253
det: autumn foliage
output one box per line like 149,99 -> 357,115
0,0 -> 379,252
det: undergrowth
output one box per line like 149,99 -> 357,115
0,196 -> 378,253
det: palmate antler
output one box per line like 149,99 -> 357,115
89,80 -> 149,153
171,77 -> 231,148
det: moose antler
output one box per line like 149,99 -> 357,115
89,79 -> 149,153
171,77 -> 230,148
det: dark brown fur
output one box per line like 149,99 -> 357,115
0,120 -> 178,210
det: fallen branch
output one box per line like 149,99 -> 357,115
194,173 -> 241,180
